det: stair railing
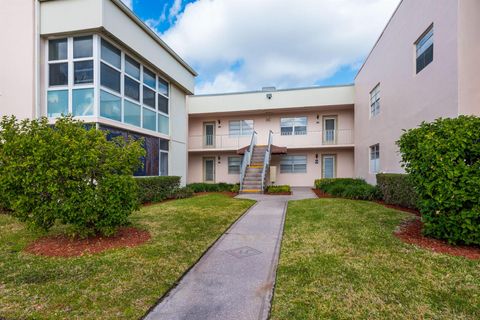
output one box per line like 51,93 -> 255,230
261,130 -> 273,192
240,130 -> 257,190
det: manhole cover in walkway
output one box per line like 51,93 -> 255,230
225,246 -> 262,259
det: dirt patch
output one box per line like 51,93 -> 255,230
194,192 -> 238,198
395,219 -> 480,260
25,227 -> 151,258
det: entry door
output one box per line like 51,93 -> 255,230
203,157 -> 215,182
203,122 -> 215,148
323,117 -> 337,144
322,155 -> 336,178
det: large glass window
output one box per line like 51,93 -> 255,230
124,100 -> 141,127
143,67 -> 156,88
159,139 -> 169,176
158,94 -> 168,114
100,90 -> 121,121
228,157 -> 241,174
101,63 -> 121,93
280,117 -> 307,135
229,120 -> 254,136
48,38 -> 67,61
370,144 -> 380,173
124,76 -> 140,101
72,88 -> 94,116
143,107 -> 156,131
125,55 -> 140,80
370,84 -> 380,118
49,63 -> 68,86
74,60 -> 93,84
416,25 -> 433,74
158,114 -> 169,135
73,36 -> 93,59
47,90 -> 68,117
280,155 -> 307,173
158,78 -> 169,97
143,86 -> 156,108
101,39 -> 121,68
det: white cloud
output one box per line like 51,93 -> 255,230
160,0 -> 400,93
121,0 -> 133,9
168,0 -> 183,22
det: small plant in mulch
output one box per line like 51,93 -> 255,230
266,185 -> 292,195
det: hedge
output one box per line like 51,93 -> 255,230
135,176 -> 182,204
315,178 -> 380,201
376,173 -> 418,209
187,183 -> 236,193
398,116 -> 480,245
267,185 -> 291,193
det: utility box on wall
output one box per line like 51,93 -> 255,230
270,166 -> 277,184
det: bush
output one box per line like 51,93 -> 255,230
376,173 -> 418,209
315,178 -> 380,201
230,184 -> 240,193
267,185 -> 291,193
0,116 -> 144,237
187,182 -> 235,193
135,176 -> 181,203
398,116 -> 480,245
170,187 -> 194,200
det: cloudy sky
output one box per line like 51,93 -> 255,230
121,0 -> 400,94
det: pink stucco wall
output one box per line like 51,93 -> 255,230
354,0 -> 460,184
0,0 -> 36,119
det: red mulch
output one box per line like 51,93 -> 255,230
395,219 -> 480,260
312,188 -> 335,198
25,227 -> 151,258
375,200 -> 421,216
194,191 -> 238,198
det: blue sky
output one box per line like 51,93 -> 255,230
122,0 -> 400,94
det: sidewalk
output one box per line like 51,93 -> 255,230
144,188 -> 316,320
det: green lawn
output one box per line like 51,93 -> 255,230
0,194 -> 254,319
271,198 -> 480,320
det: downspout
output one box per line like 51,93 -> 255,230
34,0 -> 41,118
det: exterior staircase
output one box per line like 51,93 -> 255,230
241,145 -> 267,193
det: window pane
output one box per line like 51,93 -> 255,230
49,39 -> 67,61
323,156 -> 335,178
72,88 -> 94,116
143,67 -> 156,88
281,126 -> 293,135
123,100 -> 141,127
47,90 -> 68,117
158,78 -> 169,96
100,90 -> 121,121
158,94 -> 168,114
158,114 -> 169,135
229,120 -> 241,136
73,36 -> 93,58
160,152 -> 168,176
294,126 -> 307,135
228,157 -> 241,174
101,39 -> 121,68
74,60 -> 93,84
124,76 -> 140,101
160,139 -> 169,151
49,63 -> 68,86
101,63 -> 121,93
143,107 -> 156,131
125,55 -> 140,80
143,86 -> 155,108
241,120 -> 254,135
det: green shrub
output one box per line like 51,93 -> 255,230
376,173 -> 418,209
314,178 -> 379,200
267,185 -> 291,193
230,184 -> 240,193
135,176 -> 181,203
170,187 -> 194,200
187,183 -> 235,193
398,116 -> 480,245
0,116 -> 144,237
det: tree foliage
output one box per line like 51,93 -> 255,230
0,116 -> 145,237
397,116 -> 480,245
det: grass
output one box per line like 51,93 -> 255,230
0,194 -> 254,319
271,198 -> 480,320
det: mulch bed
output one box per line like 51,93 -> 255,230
395,219 -> 480,260
25,227 -> 151,258
312,188 -> 335,198
375,200 -> 420,216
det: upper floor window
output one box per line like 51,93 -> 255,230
370,84 -> 380,117
370,144 -> 380,174
229,120 -> 254,136
416,25 -> 433,74
280,155 -> 307,173
280,117 -> 307,135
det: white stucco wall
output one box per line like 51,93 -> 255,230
354,0 -> 460,184
169,85 -> 189,185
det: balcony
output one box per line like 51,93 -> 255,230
188,129 -> 354,151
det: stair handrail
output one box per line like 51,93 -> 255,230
261,130 -> 273,191
240,130 -> 257,190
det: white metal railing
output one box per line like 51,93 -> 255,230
189,134 -> 252,150
272,129 -> 354,147
261,130 -> 273,191
239,131 -> 257,191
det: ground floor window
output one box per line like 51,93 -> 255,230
370,144 -> 380,173
228,156 -> 241,174
159,138 -> 169,176
280,155 -> 307,173
322,155 -> 336,178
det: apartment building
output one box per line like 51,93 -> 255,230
0,0 -> 196,184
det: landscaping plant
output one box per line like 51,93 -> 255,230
376,173 -> 418,209
0,116 -> 144,237
135,176 -> 182,203
398,116 -> 480,245
315,178 -> 380,200
267,185 -> 291,194
186,182 -> 235,193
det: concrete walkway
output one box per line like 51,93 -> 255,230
145,187 -> 316,320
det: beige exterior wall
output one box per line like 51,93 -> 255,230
0,0 -> 36,119
458,0 -> 480,116
354,0 -> 460,184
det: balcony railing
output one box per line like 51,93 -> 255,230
188,129 -> 354,151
